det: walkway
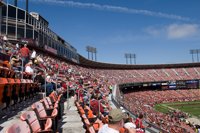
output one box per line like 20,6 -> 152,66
60,96 -> 85,133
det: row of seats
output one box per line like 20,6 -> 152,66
75,100 -> 110,133
0,77 -> 39,110
6,91 -> 63,133
0,66 -> 32,79
76,101 -> 100,133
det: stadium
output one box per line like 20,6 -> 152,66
0,0 -> 200,133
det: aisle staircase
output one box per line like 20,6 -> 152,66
60,96 -> 85,133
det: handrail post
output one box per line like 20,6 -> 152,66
77,89 -> 80,102
21,59 -> 23,79
44,69 -> 46,97
9,53 -> 14,70
56,65 -> 59,90
66,83 -> 69,110
98,99 -> 102,118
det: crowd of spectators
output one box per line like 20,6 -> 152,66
1,36 -> 200,132
122,89 -> 200,133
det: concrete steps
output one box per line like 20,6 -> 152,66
60,97 -> 85,133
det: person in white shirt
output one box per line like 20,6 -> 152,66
31,50 -> 36,59
98,109 -> 136,133
3,35 -> 8,42
25,61 -> 33,74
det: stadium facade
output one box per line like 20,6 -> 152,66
0,1 -> 79,63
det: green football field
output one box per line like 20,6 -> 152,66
154,101 -> 200,118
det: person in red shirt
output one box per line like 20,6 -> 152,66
20,44 -> 30,65
135,113 -> 145,131
90,95 -> 104,117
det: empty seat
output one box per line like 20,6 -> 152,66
40,98 -> 55,116
32,101 -> 58,132
0,66 -> 9,78
19,84 -> 25,102
6,120 -> 31,133
0,78 -> 8,109
2,84 -> 11,109
20,111 -> 53,132
46,97 -> 60,116
46,97 -> 58,109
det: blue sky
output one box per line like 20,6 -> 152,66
9,0 -> 200,64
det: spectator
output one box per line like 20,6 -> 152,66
45,75 -> 54,96
25,61 -> 33,74
98,109 -> 136,133
3,35 -> 8,42
20,44 -> 30,65
10,55 -> 20,70
135,113 -> 145,131
31,49 -> 36,60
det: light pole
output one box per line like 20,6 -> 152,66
86,46 -> 97,61
189,49 -> 200,62
86,46 -> 90,60
130,54 -> 132,64
131,54 -> 136,65
91,47 -> 94,61
125,53 -> 128,64
125,53 -> 136,64
94,48 -> 97,61
55,62 -> 60,91
197,49 -> 200,62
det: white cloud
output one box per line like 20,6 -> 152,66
144,26 -> 162,37
167,24 -> 199,39
145,24 -> 200,39
26,0 -> 191,21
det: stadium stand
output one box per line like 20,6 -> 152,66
1,2 -> 200,132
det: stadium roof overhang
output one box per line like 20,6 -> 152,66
79,54 -> 200,69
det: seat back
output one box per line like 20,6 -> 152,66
0,78 -> 8,107
41,98 -> 50,109
20,111 -> 41,132
49,92 -> 57,103
46,97 -> 53,107
11,84 -> 18,104
6,120 -> 31,133
2,84 -> 11,107
32,101 -> 47,118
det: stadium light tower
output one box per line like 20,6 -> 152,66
86,46 -> 90,60
131,53 -> 136,64
125,53 -> 129,64
197,49 -> 200,62
190,49 -> 195,63
130,54 -> 132,64
130,53 -> 136,65
94,47 -> 97,61
91,47 -> 94,61
86,46 -> 97,61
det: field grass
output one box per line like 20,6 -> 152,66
154,101 -> 200,118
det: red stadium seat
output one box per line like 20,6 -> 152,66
20,111 -> 53,132
32,101 -> 58,132
6,120 -> 31,133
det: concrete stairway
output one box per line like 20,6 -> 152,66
60,96 -> 85,133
